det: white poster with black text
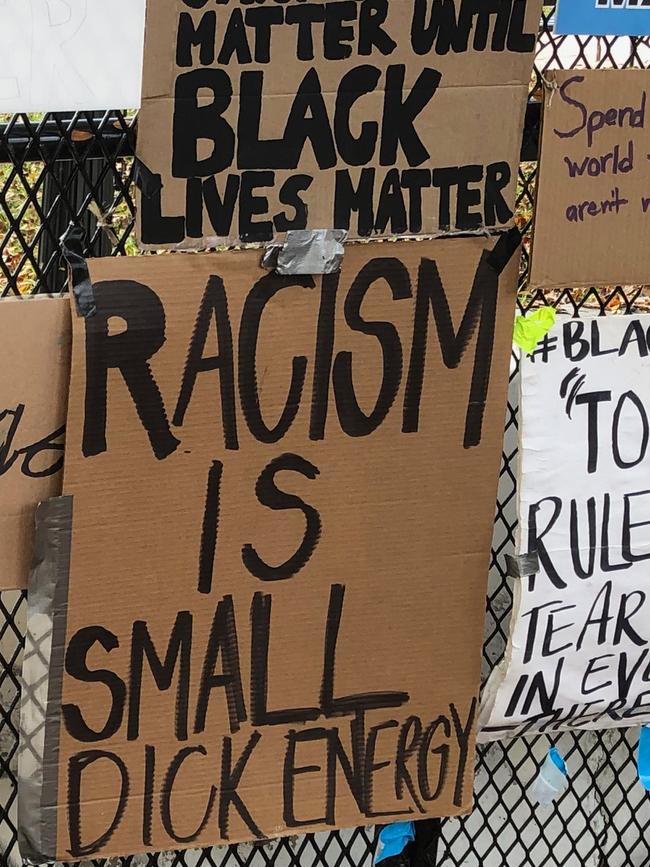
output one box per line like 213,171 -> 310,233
0,0 -> 145,113
481,314 -> 650,740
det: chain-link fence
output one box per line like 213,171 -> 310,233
2,4 -> 650,866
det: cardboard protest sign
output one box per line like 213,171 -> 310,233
556,0 -> 650,38
21,233 -> 521,860
0,297 -> 70,591
0,0 -> 145,113
136,0 -> 542,249
529,69 -> 650,289
481,314 -> 650,740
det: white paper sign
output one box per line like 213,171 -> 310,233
0,0 -> 145,114
481,315 -> 650,740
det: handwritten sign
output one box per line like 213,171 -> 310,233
481,314 -> 650,740
0,297 -> 69,591
136,0 -> 542,248
530,69 -> 650,289
0,0 -> 145,113
556,0 -> 650,38
21,236 -> 520,860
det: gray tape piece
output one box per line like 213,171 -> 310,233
506,552 -> 540,579
133,157 -> 164,199
263,229 -> 347,275
486,225 -> 522,276
18,495 -> 73,865
60,223 -> 96,318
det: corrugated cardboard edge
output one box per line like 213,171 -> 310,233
137,225 -> 520,254
17,495 -> 73,863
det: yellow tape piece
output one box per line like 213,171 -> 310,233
513,307 -> 557,355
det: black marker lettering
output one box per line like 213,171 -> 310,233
194,594 -> 247,735
242,453 -> 322,582
128,612 -> 193,742
161,746 -> 217,843
67,750 -> 129,858
83,281 -> 179,460
63,626 -> 126,743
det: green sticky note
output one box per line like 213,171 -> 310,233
513,307 -> 557,355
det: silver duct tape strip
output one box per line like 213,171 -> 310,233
505,552 -> 539,579
18,495 -> 73,864
263,229 -> 347,275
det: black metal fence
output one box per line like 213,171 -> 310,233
1,4 -> 650,866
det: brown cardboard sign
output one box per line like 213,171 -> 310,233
37,236 -> 519,861
136,0 -> 542,249
530,69 -> 650,289
0,296 -> 70,591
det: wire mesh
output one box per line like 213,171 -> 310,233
2,4 -> 650,866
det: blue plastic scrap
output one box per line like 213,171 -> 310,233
532,747 -> 569,806
375,822 -> 415,865
638,727 -> 650,792
549,747 -> 567,775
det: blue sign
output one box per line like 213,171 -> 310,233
556,0 -> 650,36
